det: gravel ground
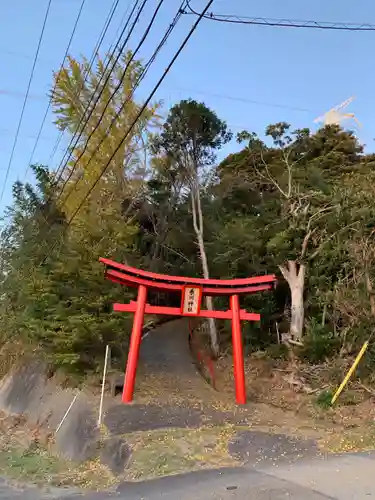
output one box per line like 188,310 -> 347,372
228,429 -> 320,466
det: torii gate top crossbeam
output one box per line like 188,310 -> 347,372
99,258 -> 276,296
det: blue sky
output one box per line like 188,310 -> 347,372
0,0 -> 374,214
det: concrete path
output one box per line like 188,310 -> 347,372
99,452 -> 375,499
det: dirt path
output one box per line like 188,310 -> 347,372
104,319 -> 222,435
136,319 -> 216,402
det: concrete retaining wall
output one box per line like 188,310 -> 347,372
0,358 -> 101,463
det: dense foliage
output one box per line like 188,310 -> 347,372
1,51 -> 375,374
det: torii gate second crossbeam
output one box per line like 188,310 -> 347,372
100,257 -> 277,405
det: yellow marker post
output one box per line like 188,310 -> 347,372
331,340 -> 369,405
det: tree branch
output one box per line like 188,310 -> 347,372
279,264 -> 290,282
252,151 -> 289,198
309,221 -> 359,261
301,229 -> 315,259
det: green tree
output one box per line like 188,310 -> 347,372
222,123 -> 364,345
151,99 -> 232,355
0,164 -> 137,372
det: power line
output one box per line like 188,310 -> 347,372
57,0 -> 184,210
60,74 -> 313,206
0,89 -> 45,101
0,84 -> 315,169
167,87 -> 313,113
40,0 -> 213,265
184,2 -> 375,31
0,128 -> 53,141
0,85 -> 314,113
8,0 -> 145,260
24,0 -> 87,181
47,0 -> 123,171
0,0 -> 53,205
0,0 -> 123,267
109,0 -> 137,49
55,0 -> 167,206
0,47 -> 54,64
52,0 -> 146,193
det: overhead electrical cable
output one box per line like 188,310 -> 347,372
20,0 -> 159,256
39,0 -> 213,265
0,85 -> 314,113
184,1 -> 375,31
48,0 -> 124,176
55,0 -> 168,207
0,128 -> 53,141
168,87 -> 313,112
57,2 -> 185,208
48,0 -> 124,172
7,0 -> 132,278
24,0 -> 87,181
0,47 -> 54,64
0,0 -> 53,205
109,0 -> 137,50
51,0 -> 146,194
14,0 -> 145,258
0,89 -> 45,100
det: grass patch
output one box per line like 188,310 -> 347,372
315,390 -> 333,409
319,423 -> 375,453
0,448 -> 61,483
124,424 -> 239,481
52,459 -> 116,490
0,444 -> 116,490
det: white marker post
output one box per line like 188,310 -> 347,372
56,392 -> 79,434
98,345 -> 110,427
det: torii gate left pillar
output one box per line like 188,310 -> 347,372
122,285 -> 147,403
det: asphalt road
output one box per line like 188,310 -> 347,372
2,452 -> 375,499
109,453 -> 375,499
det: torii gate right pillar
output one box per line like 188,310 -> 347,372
230,294 -> 246,404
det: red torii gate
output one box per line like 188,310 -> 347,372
99,257 -> 276,405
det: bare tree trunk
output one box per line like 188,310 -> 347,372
279,261 -> 305,342
196,230 -> 219,356
191,181 -> 219,357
